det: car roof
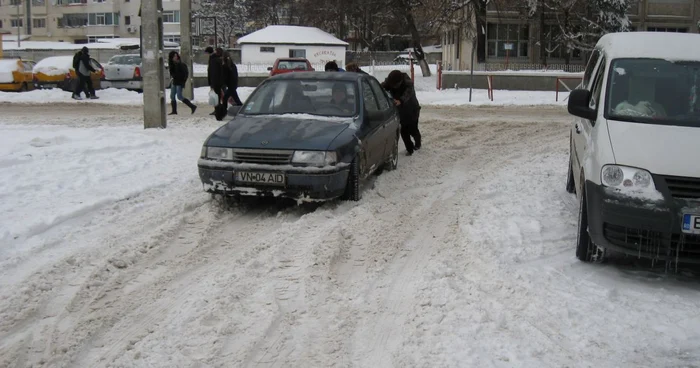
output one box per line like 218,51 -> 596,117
269,71 -> 367,82
597,32 -> 700,61
275,58 -> 309,62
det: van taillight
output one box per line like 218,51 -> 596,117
134,67 -> 141,78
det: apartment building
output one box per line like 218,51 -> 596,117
0,0 -> 182,44
442,0 -> 700,70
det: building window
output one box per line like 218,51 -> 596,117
88,12 -> 118,26
57,0 -> 88,4
33,18 -> 46,28
11,19 -> 23,27
162,10 -> 180,23
32,0 -> 45,5
260,46 -> 275,53
647,26 -> 688,33
486,23 -> 529,59
125,16 -> 131,25
10,0 -> 21,5
0,20 -> 4,29
88,34 -> 118,43
289,49 -> 306,58
163,34 -> 181,44
58,13 -> 88,28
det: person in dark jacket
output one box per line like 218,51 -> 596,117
168,51 -> 197,115
208,48 -> 226,106
222,52 -> 243,107
382,70 -> 422,155
72,47 -> 98,100
324,61 -> 345,72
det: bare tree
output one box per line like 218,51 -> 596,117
194,0 -> 248,47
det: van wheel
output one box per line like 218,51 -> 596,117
566,155 -> 576,194
342,156 -> 360,202
576,188 -> 593,262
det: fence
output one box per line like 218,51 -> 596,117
470,63 -> 586,73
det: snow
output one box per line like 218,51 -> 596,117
0,60 -> 19,83
598,32 -> 700,61
237,25 -> 349,46
2,104 -> 700,367
32,56 -> 74,76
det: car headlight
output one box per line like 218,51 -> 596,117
206,147 -> 233,160
291,151 -> 337,166
201,146 -> 207,158
601,165 -> 655,190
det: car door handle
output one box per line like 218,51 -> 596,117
575,124 -> 582,134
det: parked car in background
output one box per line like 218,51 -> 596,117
198,72 -> 400,202
268,58 -> 314,76
33,56 -> 103,92
0,59 -> 36,92
101,54 -> 171,92
393,54 -> 416,65
566,32 -> 700,265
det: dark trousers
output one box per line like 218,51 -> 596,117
400,110 -> 421,153
224,85 -> 243,106
74,74 -> 94,97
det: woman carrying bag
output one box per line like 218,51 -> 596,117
168,51 -> 197,115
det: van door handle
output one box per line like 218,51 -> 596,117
575,124 -> 582,134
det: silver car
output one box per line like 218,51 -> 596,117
101,54 -> 171,92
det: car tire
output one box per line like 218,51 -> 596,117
386,133 -> 399,171
576,187 -> 604,263
566,155 -> 576,194
342,156 -> 360,202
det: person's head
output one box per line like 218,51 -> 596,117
325,61 -> 339,72
215,47 -> 224,56
81,46 -> 89,54
332,83 -> 346,102
386,70 -> 404,89
204,46 -> 214,55
169,51 -> 180,63
345,62 -> 361,73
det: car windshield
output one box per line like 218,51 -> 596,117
607,58 -> 700,127
242,79 -> 358,117
277,61 -> 309,70
109,55 -> 141,65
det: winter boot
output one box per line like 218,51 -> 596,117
72,94 -> 83,100
169,101 -> 177,115
183,98 -> 197,114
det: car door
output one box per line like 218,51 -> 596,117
367,77 -> 399,159
90,59 -> 103,89
359,79 -> 385,173
573,53 -> 606,193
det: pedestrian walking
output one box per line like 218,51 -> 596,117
382,70 -> 422,156
72,47 -> 98,100
204,46 -> 219,115
167,51 -> 197,115
222,51 -> 243,107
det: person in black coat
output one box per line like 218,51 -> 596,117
382,70 -> 422,155
72,47 -> 98,100
208,48 -> 226,106
222,52 -> 243,107
168,51 -> 197,115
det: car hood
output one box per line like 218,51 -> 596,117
607,119 -> 700,177
206,114 -> 355,151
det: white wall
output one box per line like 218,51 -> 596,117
241,44 -> 346,67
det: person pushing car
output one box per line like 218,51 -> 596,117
382,70 -> 422,156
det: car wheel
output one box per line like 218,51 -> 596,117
342,156 -> 360,202
386,133 -> 399,171
566,154 -> 576,194
576,186 -> 605,263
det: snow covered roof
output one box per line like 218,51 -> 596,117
237,26 -> 348,47
598,32 -> 700,61
0,59 -> 21,72
33,56 -> 74,75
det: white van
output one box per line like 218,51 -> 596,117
566,32 -> 700,264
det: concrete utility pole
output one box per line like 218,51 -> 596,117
141,0 -> 167,129
180,0 -> 194,100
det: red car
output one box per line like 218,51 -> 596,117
267,58 -> 314,76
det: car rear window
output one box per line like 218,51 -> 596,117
109,55 -> 141,65
276,61 -> 309,71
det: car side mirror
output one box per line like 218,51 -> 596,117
228,105 -> 242,117
568,89 -> 596,121
267,67 -> 273,71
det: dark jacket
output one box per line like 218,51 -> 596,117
73,51 -> 96,76
382,72 -> 420,122
207,54 -> 225,89
169,61 -> 189,86
223,58 -> 239,89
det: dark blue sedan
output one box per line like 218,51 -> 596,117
197,72 -> 401,202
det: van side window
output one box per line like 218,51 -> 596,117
583,49 -> 601,89
589,57 -> 607,110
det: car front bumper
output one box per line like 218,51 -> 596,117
585,180 -> 700,264
198,159 -> 350,201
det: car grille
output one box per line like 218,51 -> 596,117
661,175 -> 700,199
231,149 -> 292,165
603,223 -> 700,260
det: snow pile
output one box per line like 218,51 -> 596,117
0,60 -> 19,83
418,88 -> 568,106
33,56 -> 74,76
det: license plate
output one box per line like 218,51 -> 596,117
235,171 -> 285,186
682,214 -> 700,235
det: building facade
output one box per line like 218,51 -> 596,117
0,0 -> 182,44
442,0 -> 700,70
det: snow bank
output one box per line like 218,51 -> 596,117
0,60 -> 19,83
33,56 -> 74,76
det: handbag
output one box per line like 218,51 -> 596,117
208,89 -> 218,106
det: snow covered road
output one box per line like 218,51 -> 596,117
2,105 -> 700,367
